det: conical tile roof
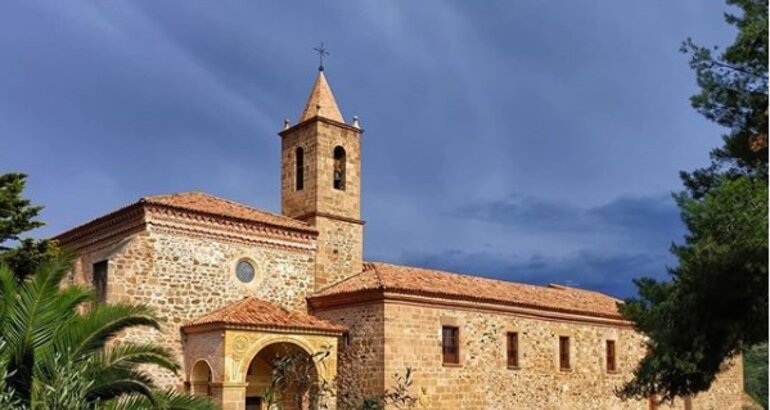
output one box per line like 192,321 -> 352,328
299,70 -> 344,123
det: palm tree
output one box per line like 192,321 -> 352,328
0,255 -> 215,409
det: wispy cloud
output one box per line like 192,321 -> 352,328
454,193 -> 683,247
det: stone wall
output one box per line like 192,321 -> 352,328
314,302 -> 386,405
309,216 -> 364,290
183,329 -> 224,387
376,300 -> 744,410
70,226 -> 317,389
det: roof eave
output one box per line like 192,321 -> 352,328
309,288 -> 630,327
279,115 -> 362,137
182,321 -> 346,336
144,202 -> 318,236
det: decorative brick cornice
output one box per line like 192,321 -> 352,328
144,202 -> 317,238
145,204 -> 317,249
148,222 -> 315,254
182,322 -> 345,337
279,115 -> 363,137
53,195 -> 318,254
54,203 -> 146,252
295,211 -> 365,226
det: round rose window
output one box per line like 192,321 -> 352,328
235,260 -> 256,283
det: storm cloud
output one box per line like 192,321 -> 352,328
0,1 -> 733,299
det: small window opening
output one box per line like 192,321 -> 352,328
648,395 -> 658,410
559,336 -> 571,370
295,147 -> 304,191
93,260 -> 108,303
507,332 -> 519,367
333,146 -> 346,190
442,326 -> 460,364
606,340 -> 617,372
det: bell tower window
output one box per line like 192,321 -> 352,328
333,146 -> 346,190
295,147 -> 304,191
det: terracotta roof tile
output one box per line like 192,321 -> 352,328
312,262 -> 623,319
299,71 -> 344,123
143,192 -> 314,232
184,297 -> 346,333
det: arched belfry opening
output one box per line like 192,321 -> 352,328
333,146 -> 346,190
295,147 -> 305,191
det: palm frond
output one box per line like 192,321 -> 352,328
105,389 -> 217,410
99,343 -> 179,373
84,369 -> 156,404
58,303 -> 161,362
0,264 -> 18,322
2,255 -> 80,405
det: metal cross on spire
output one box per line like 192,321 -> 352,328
313,42 -> 330,71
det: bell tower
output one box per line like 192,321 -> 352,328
279,67 -> 364,290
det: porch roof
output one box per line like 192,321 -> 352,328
182,297 -> 346,334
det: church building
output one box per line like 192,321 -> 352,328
55,66 -> 744,410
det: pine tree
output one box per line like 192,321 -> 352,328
619,0 -> 768,402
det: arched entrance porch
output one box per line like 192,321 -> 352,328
244,342 -> 321,410
181,297 -> 345,410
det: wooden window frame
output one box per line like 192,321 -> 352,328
559,336 -> 571,371
648,395 -> 658,410
606,339 -> 617,373
442,326 -> 460,365
506,332 -> 519,368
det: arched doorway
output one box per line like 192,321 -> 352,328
245,342 -> 320,410
190,360 -> 213,397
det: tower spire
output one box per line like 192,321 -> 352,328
299,70 -> 344,123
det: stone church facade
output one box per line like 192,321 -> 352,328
56,69 -> 744,410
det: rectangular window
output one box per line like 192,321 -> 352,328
442,326 -> 459,364
648,396 -> 658,410
559,336 -> 570,370
506,332 -> 519,367
295,147 -> 304,191
606,340 -> 617,372
93,260 -> 108,303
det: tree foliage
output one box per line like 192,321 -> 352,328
262,344 -> 417,410
680,0 -> 768,197
619,0 -> 768,403
0,173 -> 59,281
0,255 -> 215,410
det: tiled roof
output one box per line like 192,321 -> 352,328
312,262 -> 624,319
184,297 -> 346,333
142,192 -> 314,232
299,71 -> 344,123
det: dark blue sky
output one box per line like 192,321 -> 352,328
0,1 -> 736,298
